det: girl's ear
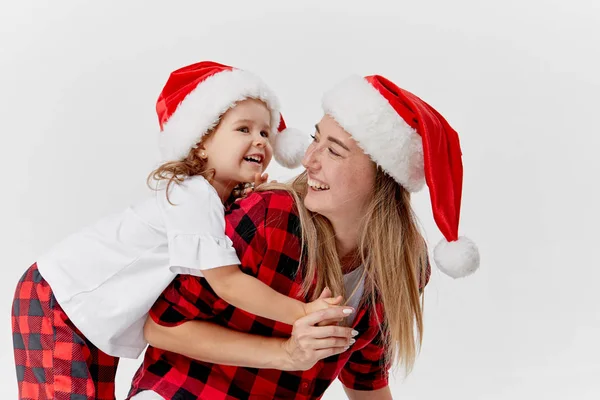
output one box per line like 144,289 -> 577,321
194,142 -> 208,160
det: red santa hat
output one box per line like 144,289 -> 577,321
156,61 -> 307,168
322,74 -> 480,278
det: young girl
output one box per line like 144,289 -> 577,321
11,61 -> 337,400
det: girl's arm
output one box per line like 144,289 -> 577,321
161,179 -> 337,325
202,265 -> 341,325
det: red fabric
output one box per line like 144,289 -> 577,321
12,264 -> 119,400
278,114 -> 289,132
156,61 -> 234,130
128,191 -> 406,399
365,75 -> 463,242
156,60 -> 292,138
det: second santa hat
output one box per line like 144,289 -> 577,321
156,61 -> 306,168
322,74 -> 480,278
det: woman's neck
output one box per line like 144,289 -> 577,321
331,220 -> 361,273
339,250 -> 361,274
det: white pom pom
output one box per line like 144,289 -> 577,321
433,236 -> 480,279
272,128 -> 309,168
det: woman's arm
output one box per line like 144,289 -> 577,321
144,297 -> 356,371
343,386 -> 393,400
338,316 -> 391,394
144,316 -> 289,369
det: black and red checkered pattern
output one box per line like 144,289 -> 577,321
12,263 -> 120,400
128,190 -> 414,399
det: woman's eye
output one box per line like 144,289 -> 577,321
310,134 -> 318,142
238,127 -> 250,133
328,148 -> 340,157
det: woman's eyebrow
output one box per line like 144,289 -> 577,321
315,123 -> 350,151
327,136 -> 349,151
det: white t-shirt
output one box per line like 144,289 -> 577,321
343,266 -> 365,325
37,175 -> 240,358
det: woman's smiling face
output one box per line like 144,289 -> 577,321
301,114 -> 376,225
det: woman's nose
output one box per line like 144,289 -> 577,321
302,144 -> 319,170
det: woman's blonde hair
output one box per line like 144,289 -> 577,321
261,167 -> 428,374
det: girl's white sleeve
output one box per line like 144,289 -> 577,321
158,176 -> 240,277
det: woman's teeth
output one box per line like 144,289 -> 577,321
308,178 -> 330,190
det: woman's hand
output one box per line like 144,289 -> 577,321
280,290 -> 357,371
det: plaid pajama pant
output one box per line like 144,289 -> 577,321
12,263 -> 120,400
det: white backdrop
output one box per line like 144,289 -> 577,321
1,1 -> 599,399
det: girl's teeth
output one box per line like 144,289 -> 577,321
245,156 -> 262,163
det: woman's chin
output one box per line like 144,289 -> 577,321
303,193 -> 316,212
303,190 -> 329,215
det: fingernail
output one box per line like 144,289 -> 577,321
343,346 -> 349,351
351,330 -> 358,337
342,308 -> 353,314
349,339 -> 356,345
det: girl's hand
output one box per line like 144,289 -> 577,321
302,288 -> 343,318
253,172 -> 270,188
243,172 -> 272,195
244,172 -> 277,196
280,302 -> 356,371
232,173 -> 272,200
313,287 -> 347,327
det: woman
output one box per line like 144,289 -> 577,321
129,74 -> 479,399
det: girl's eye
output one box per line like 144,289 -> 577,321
310,134 -> 318,142
260,131 -> 269,138
238,127 -> 250,133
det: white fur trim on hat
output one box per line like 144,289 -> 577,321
272,128 -> 309,168
433,236 -> 480,278
159,69 -> 281,162
322,75 -> 425,192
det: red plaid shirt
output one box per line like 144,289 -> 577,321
128,190 -> 430,400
